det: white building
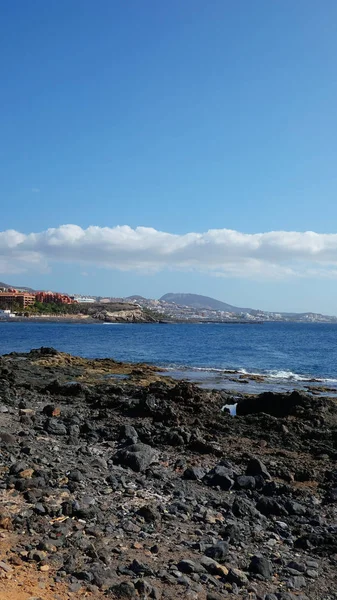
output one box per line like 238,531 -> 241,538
0,309 -> 16,319
74,297 -> 96,303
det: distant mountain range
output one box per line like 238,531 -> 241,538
0,281 -> 35,292
160,293 -> 253,314
159,292 -> 336,320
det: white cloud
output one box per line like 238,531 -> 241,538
2,224 -> 337,279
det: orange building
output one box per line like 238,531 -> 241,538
0,292 -> 35,308
35,291 -> 74,304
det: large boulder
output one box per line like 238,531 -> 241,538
236,390 -> 311,418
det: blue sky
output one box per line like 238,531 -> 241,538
1,0 -> 337,313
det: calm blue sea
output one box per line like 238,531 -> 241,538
0,321 -> 337,394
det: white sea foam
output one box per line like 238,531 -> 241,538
164,364 -> 337,385
165,365 -> 228,374
268,370 -> 337,383
268,370 -> 308,381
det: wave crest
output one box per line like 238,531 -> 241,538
165,364 -> 337,384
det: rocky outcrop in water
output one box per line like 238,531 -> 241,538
0,348 -> 336,599
91,303 -> 156,323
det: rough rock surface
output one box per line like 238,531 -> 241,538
0,347 -> 336,600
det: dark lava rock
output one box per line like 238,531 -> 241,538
200,556 -> 227,576
0,431 -> 16,445
227,567 -> 249,586
183,466 -> 206,481
9,461 -> 27,475
232,496 -> 262,520
32,347 -> 59,356
220,521 -> 240,544
109,581 -> 137,598
15,476 -> 46,492
68,469 -> 84,482
290,575 -> 307,589
91,457 -> 108,470
45,418 -> 67,436
236,475 -> 256,490
34,502 -> 46,515
285,500 -> 306,516
295,530 -> 337,555
276,594 -> 309,600
205,541 -> 229,562
135,579 -> 160,599
45,380 -> 86,397
287,560 -> 305,573
177,559 -> 207,574
249,555 -> 273,579
237,390 -> 311,418
205,465 -> 234,490
137,504 -> 160,523
74,570 -> 95,582
323,487 -> 337,504
165,430 -> 185,446
113,443 -> 158,472
246,457 -> 272,480
129,559 -> 154,576
120,424 -> 138,444
256,497 -> 288,517
42,404 -> 61,417
28,550 -> 47,562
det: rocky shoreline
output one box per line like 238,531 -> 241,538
0,348 -> 336,600
2,316 -> 260,325
4,313 -> 156,325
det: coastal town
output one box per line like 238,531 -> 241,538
126,295 -> 337,323
0,285 -> 336,323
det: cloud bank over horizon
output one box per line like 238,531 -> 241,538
2,224 -> 337,280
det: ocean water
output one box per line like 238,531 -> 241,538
0,321 -> 337,394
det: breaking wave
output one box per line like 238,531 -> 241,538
165,364 -> 337,385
